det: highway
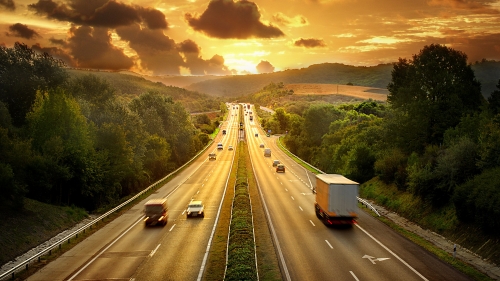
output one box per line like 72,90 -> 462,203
26,106 -> 241,281
244,105 -> 471,281
25,104 -> 472,281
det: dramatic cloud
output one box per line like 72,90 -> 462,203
273,12 -> 309,27
185,0 -> 284,39
28,0 -> 168,29
31,43 -> 75,66
6,23 -> 40,39
256,60 -> 274,73
428,0 -> 500,14
116,24 -> 181,74
115,25 -> 231,75
0,0 -> 15,10
294,38 -> 327,48
68,25 -> 134,70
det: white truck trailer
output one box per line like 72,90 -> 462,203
314,174 -> 358,226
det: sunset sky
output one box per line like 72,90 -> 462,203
1,0 -> 500,75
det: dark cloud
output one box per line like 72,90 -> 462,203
68,25 -> 134,70
28,0 -> 168,29
31,43 -> 75,66
116,25 -> 231,75
178,39 -> 200,54
294,38 -> 327,48
115,24 -> 181,74
428,0 -> 500,14
256,60 -> 274,73
0,0 -> 15,10
49,37 -> 67,47
6,23 -> 40,39
185,0 -> 284,39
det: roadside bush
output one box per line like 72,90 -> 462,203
374,148 -> 408,190
453,167 -> 500,234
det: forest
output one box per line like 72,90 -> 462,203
0,43 -> 220,212
253,44 -> 500,235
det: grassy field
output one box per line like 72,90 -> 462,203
284,83 -> 388,101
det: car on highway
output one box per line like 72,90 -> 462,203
259,143 -> 265,148
228,145 -> 234,150
276,164 -> 285,173
144,198 -> 168,226
217,143 -> 223,150
187,200 -> 205,218
209,153 -> 216,160
266,133 -> 270,137
272,159 -> 280,167
255,133 -> 258,137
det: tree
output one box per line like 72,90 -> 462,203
387,44 -> 485,153
487,79 -> 500,115
0,43 -> 68,126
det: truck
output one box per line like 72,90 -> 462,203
314,174 -> 358,226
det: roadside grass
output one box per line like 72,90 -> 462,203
360,179 -> 496,281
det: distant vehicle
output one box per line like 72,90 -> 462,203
272,159 -> 280,167
217,143 -> 223,150
228,145 -> 234,150
255,133 -> 258,137
259,143 -> 265,148
209,153 -> 216,160
315,174 -> 358,226
266,133 -> 270,137
222,129 -> 226,134
264,148 -> 271,157
249,115 -> 253,121
276,164 -> 285,173
187,200 -> 205,218
144,198 -> 168,226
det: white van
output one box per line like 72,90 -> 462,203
217,143 -> 223,150
264,148 -> 271,157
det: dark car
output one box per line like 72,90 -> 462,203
144,199 -> 168,226
276,164 -> 285,173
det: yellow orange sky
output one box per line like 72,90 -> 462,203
1,0 -> 500,75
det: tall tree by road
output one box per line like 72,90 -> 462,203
387,44 -> 485,153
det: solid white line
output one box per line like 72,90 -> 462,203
325,240 -> 333,249
350,271 -> 360,281
299,206 -> 303,211
169,224 -> 176,231
149,244 -> 161,257
68,217 -> 144,280
309,220 -> 316,226
355,224 -> 428,280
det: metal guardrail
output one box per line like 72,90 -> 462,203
276,136 -> 380,217
0,139 -> 214,281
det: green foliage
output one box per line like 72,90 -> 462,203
374,148 -> 408,190
0,43 -> 68,126
453,167 -> 500,234
387,44 -> 485,153
487,79 -> 500,115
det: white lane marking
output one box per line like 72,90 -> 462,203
355,224 -> 428,280
149,244 -> 161,257
350,271 -> 360,281
68,217 -> 144,280
291,196 -> 295,200
309,220 -> 315,226
299,206 -> 303,211
202,184 -> 204,187
169,224 -> 176,231
285,188 -> 288,192
325,240 -> 333,249
182,210 -> 186,215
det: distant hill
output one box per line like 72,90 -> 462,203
173,61 -> 500,98
67,69 -> 222,113
184,63 -> 393,97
